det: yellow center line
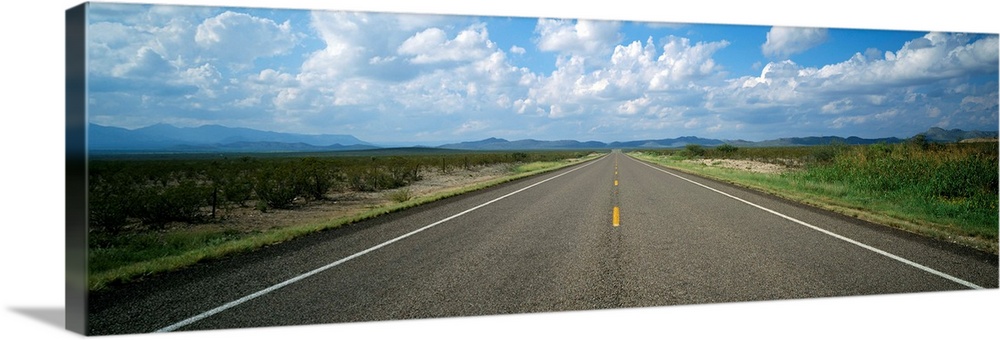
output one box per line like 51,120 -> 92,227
613,153 -> 621,227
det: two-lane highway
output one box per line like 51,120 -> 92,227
87,150 -> 998,335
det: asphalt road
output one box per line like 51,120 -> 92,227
86,151 -> 998,335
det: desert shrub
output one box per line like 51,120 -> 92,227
299,157 -> 338,200
344,166 -> 385,192
716,144 -> 738,153
88,172 -> 137,232
344,157 -> 419,192
253,166 -> 302,209
135,179 -> 210,226
509,152 -> 529,162
86,150 -> 599,227
908,134 -> 931,150
220,158 -> 259,207
385,157 -> 421,185
220,171 -> 254,207
681,144 -> 705,158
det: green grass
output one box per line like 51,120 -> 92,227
512,161 -> 565,174
87,154 -> 603,291
631,142 -> 998,254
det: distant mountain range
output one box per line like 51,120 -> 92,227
87,123 -> 997,153
921,127 -> 999,142
438,136 -> 726,150
437,137 -> 607,150
88,123 -> 374,152
437,128 -> 997,150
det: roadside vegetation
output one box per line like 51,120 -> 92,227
87,150 -> 601,290
631,139 -> 998,254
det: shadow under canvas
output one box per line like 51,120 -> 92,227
10,307 -> 66,330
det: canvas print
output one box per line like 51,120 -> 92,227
66,1 -> 999,336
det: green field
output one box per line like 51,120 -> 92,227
631,141 -> 998,254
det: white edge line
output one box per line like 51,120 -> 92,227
629,155 -> 984,290
155,155 -> 604,332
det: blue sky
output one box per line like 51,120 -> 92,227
85,2 -> 998,145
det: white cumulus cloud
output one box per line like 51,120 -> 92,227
111,46 -> 174,78
195,11 -> 298,68
398,24 -> 497,64
762,26 -> 829,58
534,18 -> 621,58
713,32 -> 998,137
812,33 -> 998,91
519,35 -> 729,120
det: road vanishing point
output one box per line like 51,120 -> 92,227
87,150 -> 998,335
